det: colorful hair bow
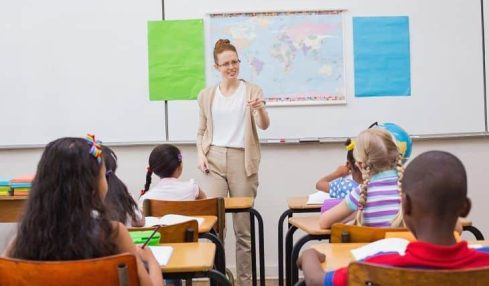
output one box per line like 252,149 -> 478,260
177,153 -> 182,162
85,133 -> 103,163
345,140 -> 355,151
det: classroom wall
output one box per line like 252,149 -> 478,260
1,138 -> 489,276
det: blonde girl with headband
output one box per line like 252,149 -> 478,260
196,38 -> 270,285
319,128 -> 404,228
3,135 -> 163,286
139,144 -> 206,206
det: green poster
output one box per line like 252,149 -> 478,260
148,19 -> 205,101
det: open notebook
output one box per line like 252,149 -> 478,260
350,238 -> 409,261
306,191 -> 331,204
144,214 -> 204,227
148,246 -> 173,266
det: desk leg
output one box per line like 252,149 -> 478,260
250,208 -> 265,286
285,226 -> 298,286
199,233 -> 226,275
207,269 -> 232,286
250,211 -> 257,286
278,210 -> 293,286
290,234 -> 330,286
463,225 -> 485,240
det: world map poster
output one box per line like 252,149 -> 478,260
207,10 -> 346,106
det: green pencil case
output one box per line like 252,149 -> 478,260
129,230 -> 161,246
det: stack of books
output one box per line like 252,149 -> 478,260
0,178 -> 11,196
10,175 -> 34,197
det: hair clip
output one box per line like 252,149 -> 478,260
85,133 -> 102,163
105,170 -> 113,177
346,140 -> 355,151
177,153 -> 182,162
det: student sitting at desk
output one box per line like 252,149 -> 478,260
2,135 -> 163,286
319,128 -> 404,228
298,150 -> 489,286
140,144 -> 206,204
315,138 -> 362,212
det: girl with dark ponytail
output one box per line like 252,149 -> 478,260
102,145 -> 144,227
140,144 -> 206,205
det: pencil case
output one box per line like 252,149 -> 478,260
129,230 -> 161,246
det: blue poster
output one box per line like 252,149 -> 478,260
353,16 -> 411,97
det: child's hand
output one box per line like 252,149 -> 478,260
136,246 -> 158,263
297,249 -> 326,270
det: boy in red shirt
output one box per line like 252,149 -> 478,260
298,150 -> 489,286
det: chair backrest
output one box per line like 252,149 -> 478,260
130,220 -> 199,243
0,253 -> 139,286
348,261 -> 489,286
330,223 -> 408,243
0,198 -> 27,223
143,198 -> 225,241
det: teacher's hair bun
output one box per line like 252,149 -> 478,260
215,39 -> 231,48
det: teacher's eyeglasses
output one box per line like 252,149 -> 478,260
217,59 -> 241,68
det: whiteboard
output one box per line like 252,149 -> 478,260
0,0 -> 166,146
165,0 -> 486,141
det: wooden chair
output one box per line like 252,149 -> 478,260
0,197 -> 27,223
143,198 -> 225,241
348,261 -> 489,286
330,223 -> 408,243
129,220 -> 199,243
0,253 -> 139,286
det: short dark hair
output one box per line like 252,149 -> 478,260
402,150 -> 467,217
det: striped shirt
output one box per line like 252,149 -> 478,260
344,169 -> 401,227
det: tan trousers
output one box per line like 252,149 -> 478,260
206,146 -> 258,286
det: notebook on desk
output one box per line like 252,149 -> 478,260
144,214 -> 204,227
306,191 -> 331,204
149,245 -> 173,266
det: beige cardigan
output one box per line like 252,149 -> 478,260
196,80 -> 269,176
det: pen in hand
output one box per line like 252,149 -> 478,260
141,225 -> 161,249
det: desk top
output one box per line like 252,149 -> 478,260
0,196 -> 28,201
224,197 -> 254,209
460,217 -> 472,227
130,215 -> 217,234
161,242 -> 216,273
198,215 -> 217,233
288,215 -> 331,235
287,196 -> 321,210
311,240 -> 489,271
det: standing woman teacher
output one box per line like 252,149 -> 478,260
196,39 -> 270,286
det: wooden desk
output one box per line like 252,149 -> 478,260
162,242 -> 216,273
0,196 -> 27,222
131,215 -> 217,235
197,216 -> 218,234
278,196 -> 322,286
460,218 -> 485,240
161,242 -> 230,285
287,215 -> 331,286
311,240 -> 489,272
287,197 -> 322,210
224,197 -> 265,286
